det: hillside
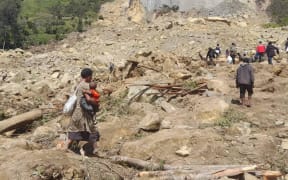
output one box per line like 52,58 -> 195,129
1,0 -> 288,179
0,0 -> 107,49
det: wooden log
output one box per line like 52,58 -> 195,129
138,170 -> 214,179
0,109 -> 43,134
111,156 -> 255,172
213,165 -> 257,177
261,171 -> 282,180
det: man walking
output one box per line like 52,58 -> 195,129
266,42 -> 279,65
206,47 -> 217,66
236,58 -> 254,107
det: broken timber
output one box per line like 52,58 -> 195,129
0,109 -> 43,134
111,156 -> 283,180
127,82 -> 207,103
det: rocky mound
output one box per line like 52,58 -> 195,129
1,0 -> 288,179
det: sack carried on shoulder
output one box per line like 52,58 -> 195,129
63,85 -> 80,115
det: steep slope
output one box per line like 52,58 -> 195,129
0,0 -> 288,179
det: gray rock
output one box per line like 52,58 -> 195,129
161,119 -> 172,129
281,139 -> 288,150
175,146 -> 190,157
139,113 -> 161,131
275,120 -> 285,126
160,101 -> 176,113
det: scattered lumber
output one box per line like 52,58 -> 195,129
138,171 -> 214,179
111,156 -> 262,180
127,82 -> 208,102
0,109 -> 43,134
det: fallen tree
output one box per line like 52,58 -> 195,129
110,155 -> 256,171
111,156 -> 282,180
0,109 -> 43,134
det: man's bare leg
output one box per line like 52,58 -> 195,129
247,96 -> 252,107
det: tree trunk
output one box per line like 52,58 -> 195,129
0,109 -> 43,134
2,30 -> 7,50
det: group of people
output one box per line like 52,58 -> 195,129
206,39 -> 288,65
64,39 -> 288,156
205,40 -> 288,107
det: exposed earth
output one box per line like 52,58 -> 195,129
1,0 -> 288,179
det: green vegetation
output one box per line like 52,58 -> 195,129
183,80 -> 198,90
267,0 -> 288,27
215,108 -> 247,127
0,0 -> 112,49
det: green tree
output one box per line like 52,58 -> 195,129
0,0 -> 24,49
268,0 -> 288,25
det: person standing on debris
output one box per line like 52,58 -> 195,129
215,44 -> 221,58
206,47 -> 217,65
236,57 -> 254,107
256,41 -> 266,62
238,53 -> 253,64
266,42 -> 279,65
66,68 -> 100,156
230,43 -> 237,64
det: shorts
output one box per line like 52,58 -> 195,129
239,84 -> 253,98
68,131 -> 100,142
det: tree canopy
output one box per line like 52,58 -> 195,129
0,0 -> 24,49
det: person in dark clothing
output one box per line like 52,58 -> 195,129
256,41 -> 266,62
236,58 -> 254,107
266,42 -> 279,65
215,44 -> 221,58
206,47 -> 217,65
230,43 -> 237,64
238,53 -> 253,63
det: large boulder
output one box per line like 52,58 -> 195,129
129,102 -> 157,114
98,116 -> 135,152
120,128 -> 225,164
121,129 -> 192,160
193,97 -> 230,124
31,81 -> 54,98
139,113 -> 161,131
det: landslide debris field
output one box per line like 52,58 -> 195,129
1,0 -> 288,179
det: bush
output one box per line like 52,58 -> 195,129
216,108 -> 247,127
26,33 -> 55,45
